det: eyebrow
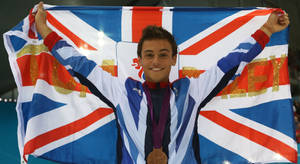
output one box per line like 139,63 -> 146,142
159,49 -> 170,52
143,50 -> 153,53
143,49 -> 170,53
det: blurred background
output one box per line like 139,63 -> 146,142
1,0 -> 300,163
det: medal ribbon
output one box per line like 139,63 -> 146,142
143,83 -> 170,149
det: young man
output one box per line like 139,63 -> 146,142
34,2 -> 289,164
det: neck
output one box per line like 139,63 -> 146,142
144,81 -> 169,89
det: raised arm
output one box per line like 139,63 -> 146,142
35,2 -> 52,39
189,9 -> 290,108
34,2 -> 121,106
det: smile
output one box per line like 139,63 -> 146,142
150,68 -> 163,71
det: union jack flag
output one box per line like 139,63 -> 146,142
3,4 -> 297,163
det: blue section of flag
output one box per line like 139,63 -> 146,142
267,28 -> 289,47
41,120 -> 118,164
199,135 -> 248,163
231,99 -> 295,139
173,9 -> 239,45
71,9 -> 122,42
21,94 -> 65,133
8,35 -> 27,52
11,20 -> 23,32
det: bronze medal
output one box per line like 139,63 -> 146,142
146,148 -> 167,164
143,83 -> 170,164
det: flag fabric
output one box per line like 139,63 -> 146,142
3,4 -> 297,163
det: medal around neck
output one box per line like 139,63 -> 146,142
146,148 -> 167,164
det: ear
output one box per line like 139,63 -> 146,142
138,56 -> 142,66
171,55 -> 177,66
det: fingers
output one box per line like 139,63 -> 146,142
278,13 -> 290,26
262,8 -> 290,35
34,1 -> 48,31
32,1 -> 44,16
271,8 -> 290,26
37,1 -> 44,12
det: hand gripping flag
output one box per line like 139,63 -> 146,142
3,4 -> 297,163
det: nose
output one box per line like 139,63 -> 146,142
152,55 -> 159,66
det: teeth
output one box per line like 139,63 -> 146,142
152,68 -> 162,71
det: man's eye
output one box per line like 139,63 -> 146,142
160,54 -> 168,58
145,54 -> 154,58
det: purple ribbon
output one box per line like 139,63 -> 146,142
143,83 -> 170,149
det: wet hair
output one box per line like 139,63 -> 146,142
137,25 -> 178,57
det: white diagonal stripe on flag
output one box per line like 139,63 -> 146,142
48,10 -> 116,48
47,11 -> 117,66
217,109 -> 297,150
178,9 -> 258,52
33,113 -> 115,156
198,114 -> 291,163
24,80 -> 110,143
179,13 -> 270,70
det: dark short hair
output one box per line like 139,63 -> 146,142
137,25 -> 178,57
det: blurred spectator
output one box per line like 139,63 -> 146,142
289,49 -> 300,97
293,99 -> 300,143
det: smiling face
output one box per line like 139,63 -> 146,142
138,39 -> 177,83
